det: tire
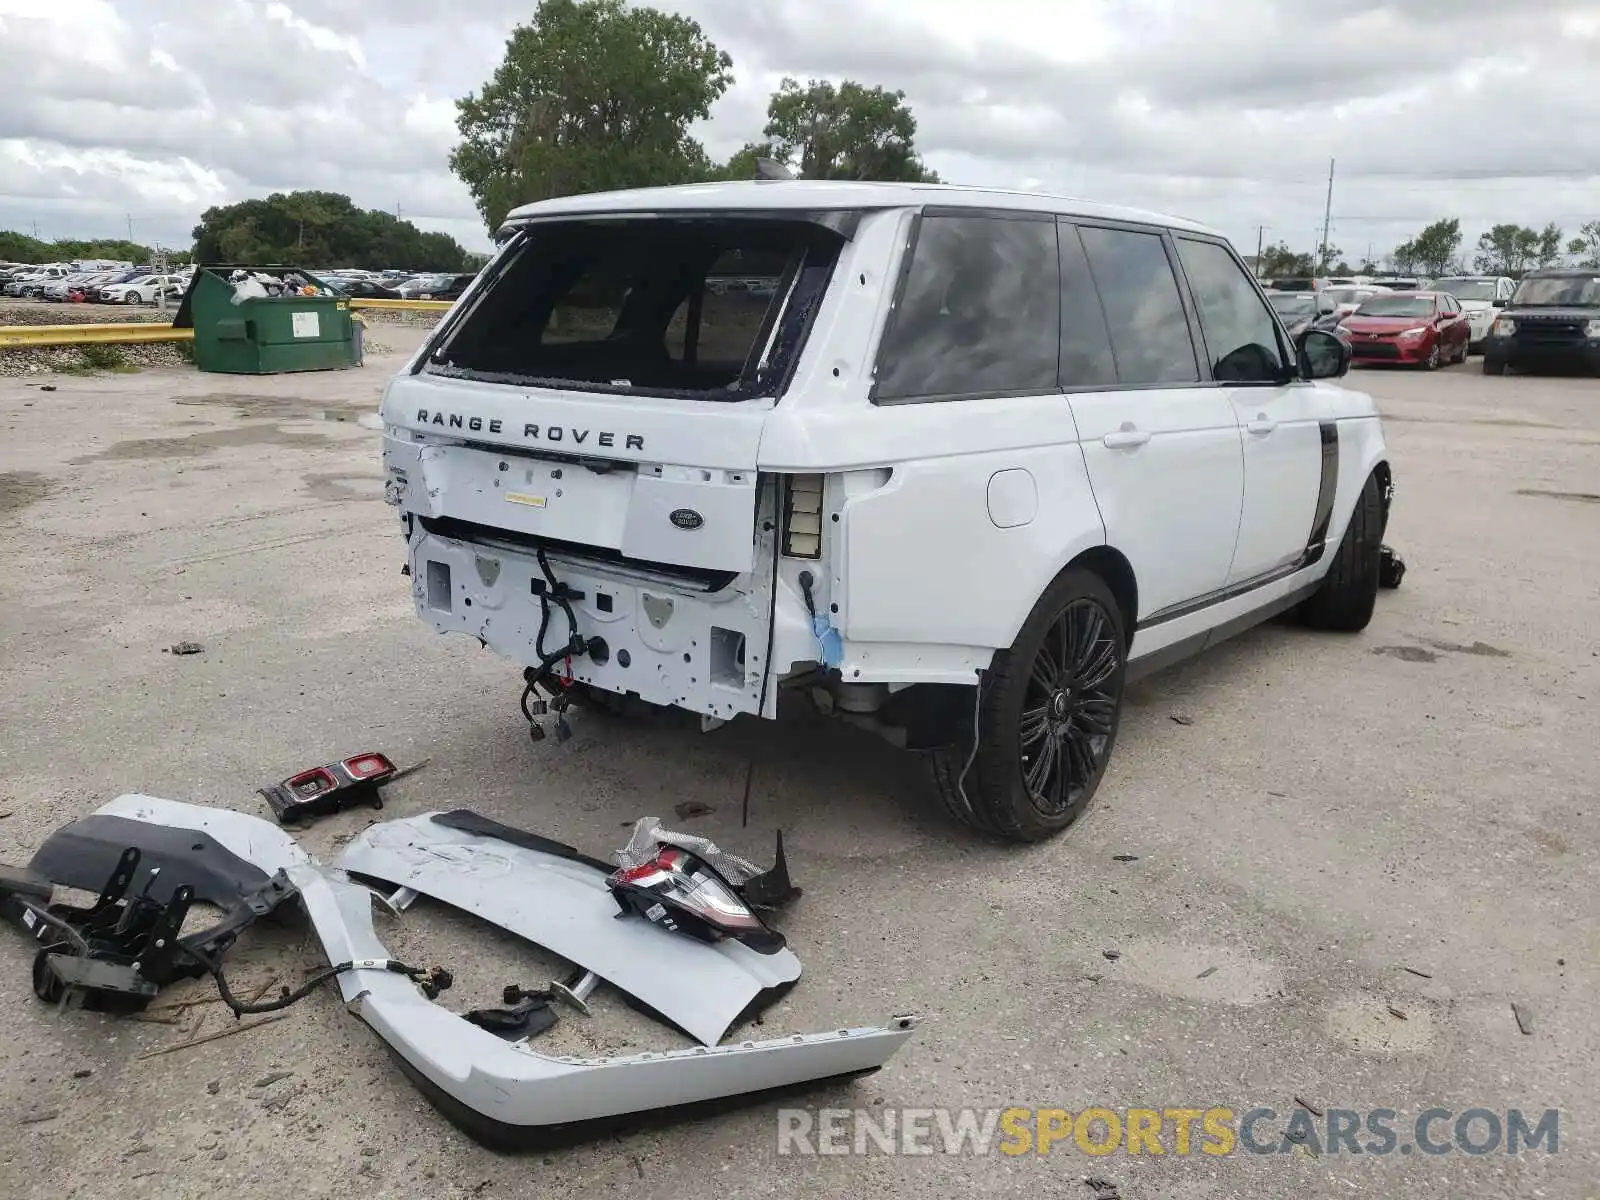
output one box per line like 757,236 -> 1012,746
1423,344 -> 1440,370
1302,471 -> 1383,633
1483,357 -> 1506,376
928,568 -> 1126,842
1454,338 -> 1469,365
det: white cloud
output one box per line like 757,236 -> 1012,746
0,0 -> 1595,262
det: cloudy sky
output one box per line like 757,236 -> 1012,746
3,0 -> 1597,264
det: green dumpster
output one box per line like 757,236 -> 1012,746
173,265 -> 360,374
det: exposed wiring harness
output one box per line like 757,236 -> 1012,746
526,547 -> 589,693
188,945 -> 452,1018
956,670 -> 992,819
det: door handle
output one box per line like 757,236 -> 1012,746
1246,417 -> 1277,436
1102,426 -> 1151,450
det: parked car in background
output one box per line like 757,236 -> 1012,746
397,272 -> 478,300
81,268 -> 147,302
1369,277 -> 1423,291
99,274 -> 182,305
323,277 -> 401,300
1431,276 -> 1516,352
1266,290 -> 1345,338
39,272 -> 97,301
1264,276 -> 1330,293
1323,286 -> 1377,319
5,265 -> 71,297
1340,291 -> 1470,369
1481,270 -> 1600,376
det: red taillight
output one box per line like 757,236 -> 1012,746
608,845 -> 781,950
343,752 -> 395,779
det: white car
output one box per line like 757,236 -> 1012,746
100,275 -> 181,304
1431,276 -> 1516,351
380,181 -> 1395,841
1323,286 -> 1378,319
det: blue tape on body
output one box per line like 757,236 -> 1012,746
812,614 -> 844,667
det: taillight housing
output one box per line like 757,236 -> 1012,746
781,474 -> 824,558
608,846 -> 786,954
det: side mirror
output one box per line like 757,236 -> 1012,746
1492,297 -> 1508,308
1300,329 -> 1350,380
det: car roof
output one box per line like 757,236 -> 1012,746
503,179 -> 1222,238
1522,268 -> 1595,278
1362,290 -> 1437,299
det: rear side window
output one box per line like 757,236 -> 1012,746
1174,237 -> 1289,383
1076,226 -> 1199,385
873,214 -> 1060,402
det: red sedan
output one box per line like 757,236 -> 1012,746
1340,291 -> 1471,369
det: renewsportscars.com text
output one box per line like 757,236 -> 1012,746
776,1106 -> 1560,1158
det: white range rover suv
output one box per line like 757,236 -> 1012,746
380,181 -> 1393,842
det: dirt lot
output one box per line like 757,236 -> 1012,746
0,342 -> 1595,1199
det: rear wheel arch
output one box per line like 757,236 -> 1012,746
1372,459 -> 1393,533
1064,546 -> 1139,642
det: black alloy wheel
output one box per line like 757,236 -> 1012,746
927,568 -> 1128,842
1019,598 -> 1120,818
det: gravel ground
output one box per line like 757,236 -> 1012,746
0,301 -> 172,326
0,343 -> 1594,1200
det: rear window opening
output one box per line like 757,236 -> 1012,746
423,217 -> 847,401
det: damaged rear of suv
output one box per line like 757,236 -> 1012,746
382,180 -> 1392,842
383,194 -> 852,728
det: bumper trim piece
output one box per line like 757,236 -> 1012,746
83,796 -> 918,1149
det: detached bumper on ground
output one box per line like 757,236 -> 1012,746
48,796 -> 921,1149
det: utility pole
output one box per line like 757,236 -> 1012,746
1318,158 -> 1335,272
1255,225 -> 1265,277
127,213 -> 135,244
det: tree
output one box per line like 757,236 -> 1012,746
715,142 -> 782,181
0,231 -> 156,264
761,77 -> 940,182
191,192 -> 470,270
1473,223 -> 1564,277
1400,218 -> 1462,278
450,0 -> 733,229
1533,222 -> 1564,269
1570,220 -> 1600,267
1257,241 -> 1315,277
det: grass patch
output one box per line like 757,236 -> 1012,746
78,344 -> 127,371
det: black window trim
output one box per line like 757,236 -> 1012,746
1054,220 -> 1118,393
1168,232 -> 1301,389
869,207 -> 1066,407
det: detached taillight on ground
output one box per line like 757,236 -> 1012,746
260,752 -> 399,825
608,846 -> 787,954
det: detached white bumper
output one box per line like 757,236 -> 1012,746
89,795 -> 920,1150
